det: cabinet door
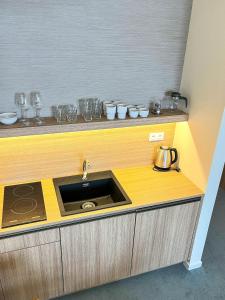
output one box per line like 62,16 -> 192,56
0,280 -> 4,300
0,242 -> 63,300
61,214 -> 135,293
0,228 -> 59,254
131,201 -> 200,276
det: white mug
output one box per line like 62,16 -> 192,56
117,104 -> 127,114
103,101 -> 113,115
129,108 -> 139,118
107,113 -> 116,120
118,111 -> 127,119
106,104 -> 116,114
139,108 -> 149,118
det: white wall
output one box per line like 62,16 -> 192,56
0,0 -> 192,115
173,0 -> 225,268
189,110 -> 225,269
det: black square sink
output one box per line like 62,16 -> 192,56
53,171 -> 131,216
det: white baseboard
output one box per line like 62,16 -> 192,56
183,260 -> 202,271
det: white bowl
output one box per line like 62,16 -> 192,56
0,112 -> 18,125
139,108 -> 149,118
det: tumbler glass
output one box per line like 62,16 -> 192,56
92,98 -> 102,119
66,105 -> 77,122
78,98 -> 93,122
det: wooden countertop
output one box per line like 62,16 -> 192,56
0,166 -> 203,237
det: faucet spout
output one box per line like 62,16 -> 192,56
82,160 -> 90,181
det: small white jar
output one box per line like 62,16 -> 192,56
129,108 -> 139,118
117,111 -> 127,119
107,113 -> 116,120
139,108 -> 149,118
103,101 -> 113,115
117,104 -> 127,114
106,104 -> 116,120
106,104 -> 116,114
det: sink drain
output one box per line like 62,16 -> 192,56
81,201 -> 96,209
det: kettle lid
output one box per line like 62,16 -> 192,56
160,145 -> 169,150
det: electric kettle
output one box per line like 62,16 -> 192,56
154,146 -> 178,171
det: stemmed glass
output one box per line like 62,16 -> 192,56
15,93 -> 30,126
30,91 -> 44,125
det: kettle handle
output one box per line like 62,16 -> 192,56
170,148 -> 178,165
180,96 -> 188,108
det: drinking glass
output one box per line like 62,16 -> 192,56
52,105 -> 66,123
78,98 -> 85,116
30,91 -> 44,125
78,98 -> 93,122
52,106 -> 63,123
92,98 -> 102,119
52,104 -> 77,123
66,105 -> 77,123
15,92 -> 30,126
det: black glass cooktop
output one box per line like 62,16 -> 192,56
2,182 -> 46,228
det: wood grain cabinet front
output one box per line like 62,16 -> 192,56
131,201 -> 200,276
0,242 -> 63,300
60,213 -> 136,293
0,228 -> 60,254
0,280 -> 4,300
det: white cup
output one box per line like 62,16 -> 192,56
117,104 -> 127,114
103,101 -> 113,115
118,111 -> 127,119
129,108 -> 139,118
106,104 -> 116,120
106,104 -> 116,114
139,108 -> 149,118
107,113 -> 116,120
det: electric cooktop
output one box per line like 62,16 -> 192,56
1,182 -> 47,228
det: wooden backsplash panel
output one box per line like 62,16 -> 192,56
0,123 -> 176,184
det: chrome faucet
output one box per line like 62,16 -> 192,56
82,159 -> 90,181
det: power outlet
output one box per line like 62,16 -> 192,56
149,132 -> 165,142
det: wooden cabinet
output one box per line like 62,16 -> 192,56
0,199 -> 201,298
0,230 -> 63,300
60,213 -> 135,293
131,201 -> 200,276
0,280 -> 4,300
0,228 -> 59,254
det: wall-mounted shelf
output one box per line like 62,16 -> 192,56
0,110 -> 188,138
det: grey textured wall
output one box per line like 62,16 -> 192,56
0,0 -> 192,116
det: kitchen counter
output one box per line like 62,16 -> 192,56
0,165 -> 203,237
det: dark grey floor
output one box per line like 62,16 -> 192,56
55,188 -> 225,300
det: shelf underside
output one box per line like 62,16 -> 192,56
0,110 -> 188,138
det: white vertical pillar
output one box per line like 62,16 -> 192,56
185,110 -> 225,270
